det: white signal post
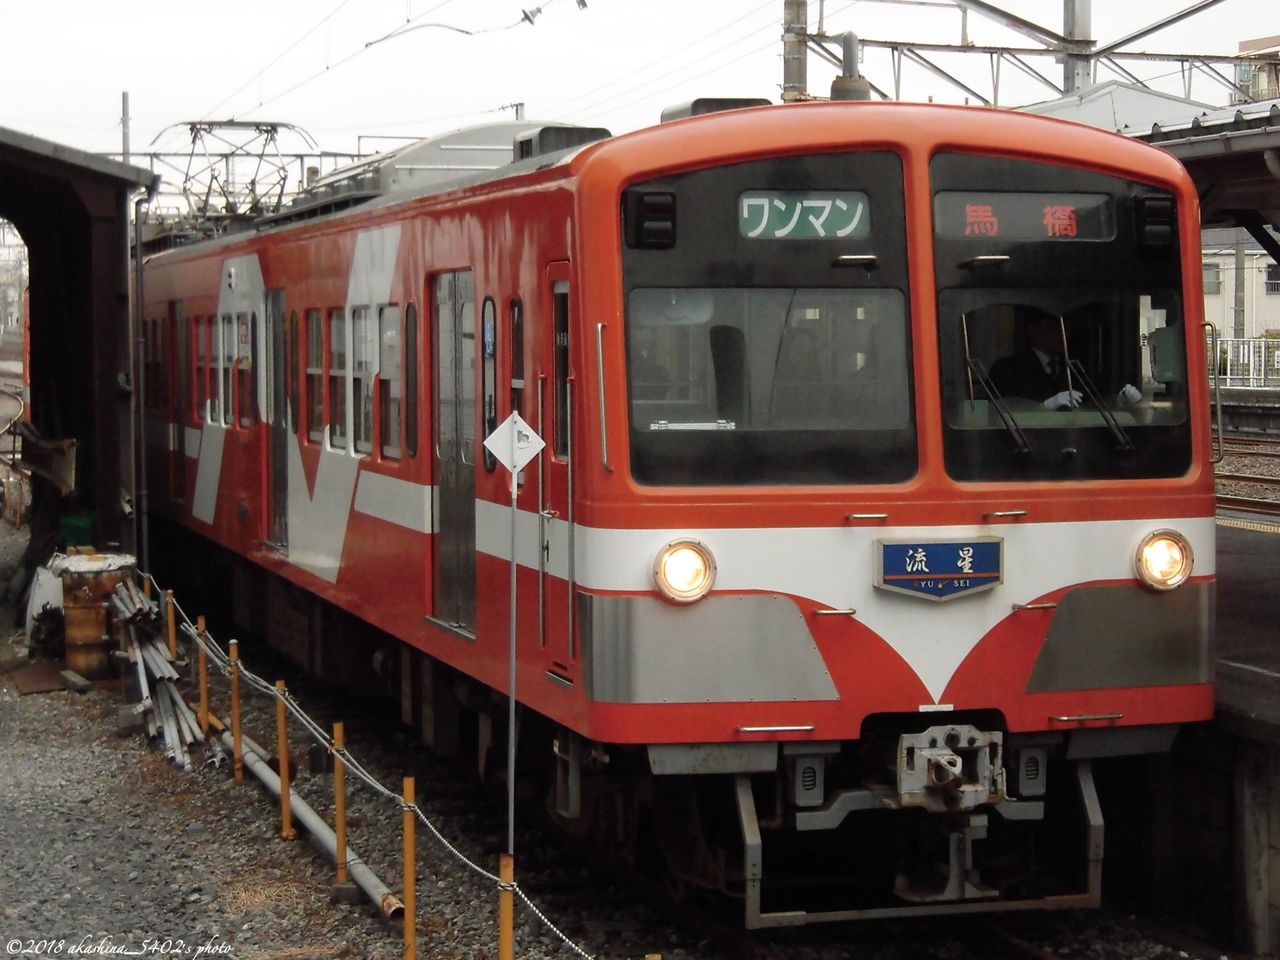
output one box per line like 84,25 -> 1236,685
483,412 -> 545,858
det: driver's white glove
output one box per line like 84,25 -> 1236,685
1041,389 -> 1082,410
1116,384 -> 1142,407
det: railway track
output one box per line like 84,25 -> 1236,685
1216,494 -> 1280,516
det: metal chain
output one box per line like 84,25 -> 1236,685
147,570 -> 596,959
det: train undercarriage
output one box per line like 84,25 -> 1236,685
558,723 -> 1107,927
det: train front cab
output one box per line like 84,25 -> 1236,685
571,105 -> 1214,927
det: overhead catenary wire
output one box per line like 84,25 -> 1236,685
541,11 -> 784,125
535,0 -> 778,119
199,0 -> 363,122
236,1 -> 564,124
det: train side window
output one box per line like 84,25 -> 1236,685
158,315 -> 171,412
287,310 -> 299,435
379,304 -> 402,460
553,282 -> 570,459
202,316 -> 214,423
145,320 -> 160,414
329,307 -> 348,450
192,315 -> 205,421
219,313 -> 235,426
352,305 -> 375,453
510,299 -> 524,417
306,309 -> 324,443
238,312 -> 259,428
481,297 -> 497,472
405,303 -> 418,458
459,273 -> 476,466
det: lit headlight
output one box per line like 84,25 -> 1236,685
653,539 -> 716,604
1134,529 -> 1193,591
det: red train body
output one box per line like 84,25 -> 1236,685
143,102 -> 1214,924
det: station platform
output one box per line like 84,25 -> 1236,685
1206,512 -> 1280,955
1217,513 -> 1280,736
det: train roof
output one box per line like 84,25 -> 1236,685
258,120 -> 612,229
145,100 -> 1192,259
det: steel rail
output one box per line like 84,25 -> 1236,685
1215,473 -> 1280,487
1217,495 -> 1280,517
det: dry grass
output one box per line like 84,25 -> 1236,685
219,873 -> 312,914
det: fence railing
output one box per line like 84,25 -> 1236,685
1210,337 -> 1280,389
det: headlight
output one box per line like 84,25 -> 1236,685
653,539 -> 716,604
1134,529 -> 1193,591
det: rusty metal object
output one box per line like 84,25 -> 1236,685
14,424 -> 75,495
54,553 -> 135,680
63,601 -> 110,678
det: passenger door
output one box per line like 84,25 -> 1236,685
540,263 -> 575,681
265,289 -> 289,549
432,270 -> 477,634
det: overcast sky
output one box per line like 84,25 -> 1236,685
3,0 -> 1274,163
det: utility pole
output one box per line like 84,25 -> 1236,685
782,0 -> 809,102
1234,230 -> 1247,338
1062,0 -> 1092,93
122,91 -> 131,164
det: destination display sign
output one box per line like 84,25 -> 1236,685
934,191 -> 1115,241
739,190 -> 870,240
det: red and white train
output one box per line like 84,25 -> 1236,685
142,100 -> 1214,925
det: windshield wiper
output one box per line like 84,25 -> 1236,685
966,357 -> 1033,455
1065,359 -> 1134,452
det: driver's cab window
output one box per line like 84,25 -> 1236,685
942,292 -> 1186,431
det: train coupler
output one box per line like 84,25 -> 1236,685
898,724 -> 1006,812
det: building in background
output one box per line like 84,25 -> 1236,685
1201,227 -> 1280,339
1235,35 -> 1280,104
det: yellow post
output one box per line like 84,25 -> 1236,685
196,615 -> 209,737
165,589 -> 177,659
275,681 -> 296,840
403,776 -> 416,960
499,854 -> 515,960
229,639 -> 243,782
334,722 -> 348,884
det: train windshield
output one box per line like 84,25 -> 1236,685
931,152 -> 1193,482
626,287 -> 915,485
937,289 -> 1191,481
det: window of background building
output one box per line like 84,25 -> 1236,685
1202,262 -> 1222,295
1267,263 -> 1280,295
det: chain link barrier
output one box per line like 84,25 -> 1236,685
152,572 -> 596,960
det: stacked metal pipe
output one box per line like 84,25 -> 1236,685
112,587 -> 191,771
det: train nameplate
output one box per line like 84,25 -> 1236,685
874,538 -> 1003,603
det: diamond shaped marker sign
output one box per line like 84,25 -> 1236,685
484,411 -> 545,474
